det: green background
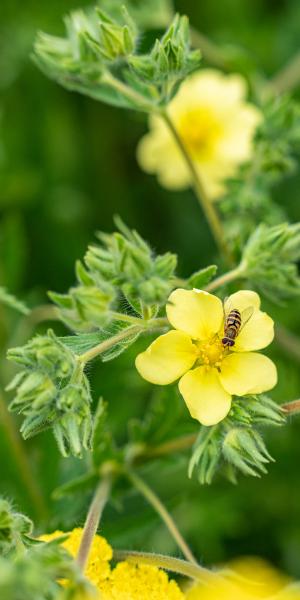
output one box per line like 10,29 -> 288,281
1,0 -> 300,579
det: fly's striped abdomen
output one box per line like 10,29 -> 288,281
222,309 -> 242,347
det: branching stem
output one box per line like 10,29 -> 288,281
126,469 -> 197,565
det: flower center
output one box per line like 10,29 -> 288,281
178,107 -> 223,158
196,338 -> 225,368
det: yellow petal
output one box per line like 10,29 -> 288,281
234,311 -> 274,352
224,290 -> 274,351
220,352 -> 277,396
167,289 -> 223,341
225,289 -> 261,312
135,330 -> 197,385
178,366 -> 232,425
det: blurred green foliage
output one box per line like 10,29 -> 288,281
1,0 -> 300,584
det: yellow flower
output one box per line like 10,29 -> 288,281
185,558 -> 300,600
135,289 -> 277,426
137,69 -> 261,198
100,561 -> 184,600
41,529 -> 183,600
40,528 -> 112,588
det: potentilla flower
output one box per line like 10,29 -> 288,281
137,69 -> 261,198
185,558 -> 300,599
136,289 -> 277,426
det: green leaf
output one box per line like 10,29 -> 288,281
0,286 -> 29,315
52,472 -> 98,499
186,265 -> 217,289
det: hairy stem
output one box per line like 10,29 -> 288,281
76,476 -> 111,571
77,325 -> 142,364
127,469 -> 197,565
160,108 -> 234,266
0,390 -> 47,521
102,71 -> 156,111
204,265 -> 244,292
114,549 -> 209,581
140,433 -> 198,461
78,318 -> 168,365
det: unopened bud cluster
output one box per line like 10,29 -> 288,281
189,395 -> 285,485
240,222 -> 300,301
7,331 -> 92,457
33,5 -> 200,109
50,219 -> 177,330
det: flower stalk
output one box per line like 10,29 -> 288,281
126,469 -> 197,565
113,549 -> 210,581
160,107 -> 234,266
76,475 -> 112,571
77,318 -> 169,365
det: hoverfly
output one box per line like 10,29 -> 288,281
221,301 -> 254,348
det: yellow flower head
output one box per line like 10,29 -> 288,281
40,528 -> 112,588
185,559 -> 300,600
136,289 -> 277,426
100,561 -> 184,600
137,69 -> 261,198
41,529 -> 183,599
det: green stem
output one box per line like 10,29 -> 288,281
160,108 -> 234,266
126,469 -> 197,565
114,549 -> 209,581
110,311 -> 146,325
102,71 -> 156,112
76,476 -> 111,571
140,433 -> 198,461
78,318 -> 169,365
78,325 -> 142,364
269,51 -> 300,95
0,390 -> 48,521
204,265 -> 245,292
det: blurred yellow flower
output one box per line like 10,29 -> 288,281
185,558 -> 300,600
135,289 -> 277,425
137,69 -> 261,198
100,561 -> 184,600
40,528 -> 112,588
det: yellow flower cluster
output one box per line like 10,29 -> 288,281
101,561 -> 184,600
41,528 -> 184,600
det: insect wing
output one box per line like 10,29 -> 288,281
238,306 -> 254,333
